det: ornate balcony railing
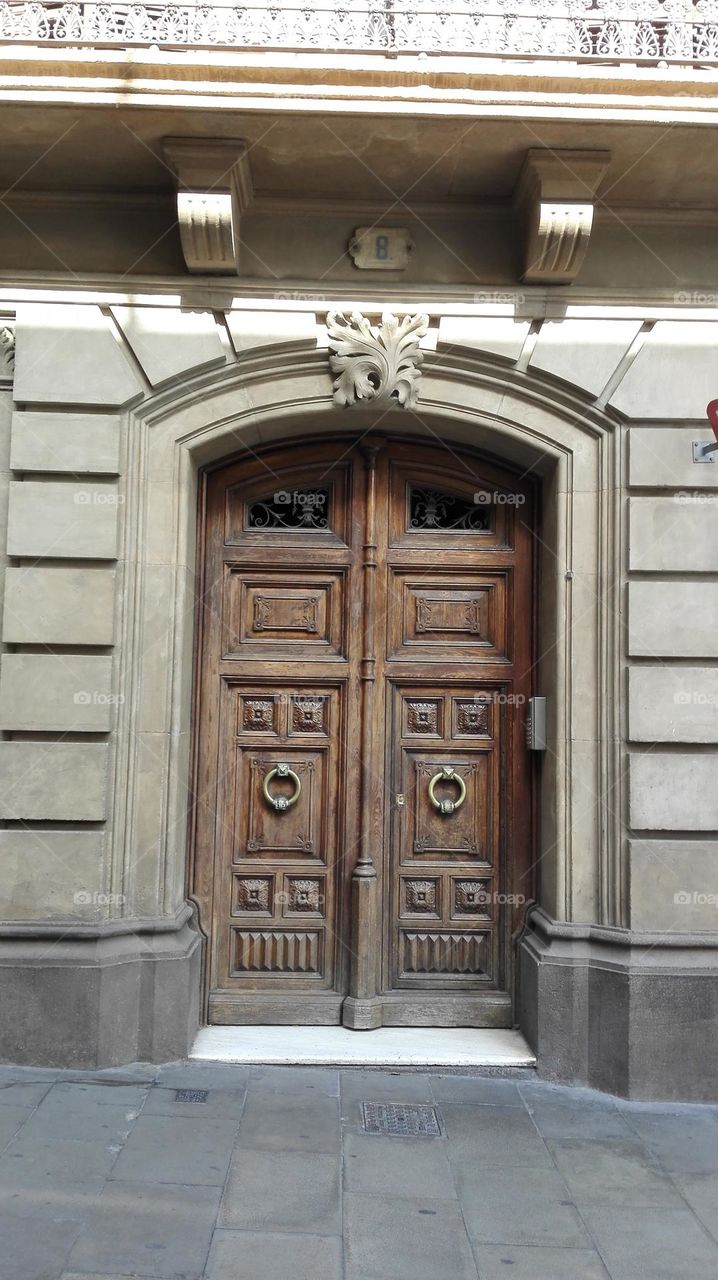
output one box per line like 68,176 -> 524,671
0,1 -> 715,67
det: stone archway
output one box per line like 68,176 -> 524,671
111,343 -> 619,1057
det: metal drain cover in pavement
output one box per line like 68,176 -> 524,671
174,1089 -> 209,1103
361,1102 -> 441,1137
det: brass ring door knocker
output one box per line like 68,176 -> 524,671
263,762 -> 302,812
428,765 -> 466,816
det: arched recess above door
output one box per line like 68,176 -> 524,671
109,348 -> 620,996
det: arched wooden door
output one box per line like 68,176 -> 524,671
191,436 -> 535,1027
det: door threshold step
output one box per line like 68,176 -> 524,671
190,1025 -> 536,1068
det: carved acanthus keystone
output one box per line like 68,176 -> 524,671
327,311 -> 430,408
514,149 -> 611,285
0,324 -> 15,376
163,138 -> 253,275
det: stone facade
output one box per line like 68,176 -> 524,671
0,295 -> 715,1094
0,11 -> 717,1098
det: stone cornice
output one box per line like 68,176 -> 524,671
1,48 -> 718,122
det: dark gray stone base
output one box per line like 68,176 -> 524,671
519,911 -> 718,1102
0,918 -> 201,1068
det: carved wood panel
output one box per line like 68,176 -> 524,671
389,570 -> 509,662
224,568 -> 346,658
388,686 -> 502,988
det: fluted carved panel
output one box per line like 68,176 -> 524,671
401,931 -> 489,976
231,930 -> 323,974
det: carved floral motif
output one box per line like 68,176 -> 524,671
404,879 -> 438,914
454,879 -> 491,914
0,325 -> 14,375
242,699 -> 275,732
327,311 -> 429,409
286,878 -> 322,913
236,877 -> 271,912
292,697 -> 327,734
406,701 -> 440,735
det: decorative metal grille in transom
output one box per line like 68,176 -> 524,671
361,1101 -> 442,1136
246,487 -> 331,530
408,485 -> 489,531
174,1088 -> 209,1103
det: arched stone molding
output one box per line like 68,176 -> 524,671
108,343 -> 622,992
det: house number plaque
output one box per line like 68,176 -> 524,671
349,227 -> 414,271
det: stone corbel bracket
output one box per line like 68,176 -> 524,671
163,138 -> 253,274
514,149 -> 611,285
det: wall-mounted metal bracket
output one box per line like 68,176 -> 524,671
693,440 -> 718,464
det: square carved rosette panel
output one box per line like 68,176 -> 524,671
217,682 -> 343,990
389,686 -> 502,988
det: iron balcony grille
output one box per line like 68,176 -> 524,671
0,1 -> 716,68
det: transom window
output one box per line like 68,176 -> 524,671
408,485 -> 489,532
246,487 -> 331,530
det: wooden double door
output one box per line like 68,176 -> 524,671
192,436 -> 535,1027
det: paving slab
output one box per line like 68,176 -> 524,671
442,1102 -> 553,1167
47,1082 -> 151,1108
219,1148 -> 341,1235
621,1110 -> 718,1174
205,1229 -> 343,1280
343,1191 -> 478,1280
343,1130 -> 458,1200
580,1204 -> 718,1280
19,1101 -> 137,1146
0,1104 -> 33,1151
472,1244 -> 611,1279
237,1090 -> 341,1153
65,1180 -> 222,1279
340,1068 -> 435,1110
452,1163 -> 592,1248
548,1137 -> 684,1207
0,1135 -> 120,1183
108,1113 -> 239,1185
0,1082 -> 52,1108
430,1074 -> 524,1107
520,1086 -> 635,1141
156,1063 -> 250,1091
143,1085 -> 247,1119
674,1172 -> 718,1240
249,1065 -> 340,1096
0,1177 -> 105,1220
0,1213 -> 80,1280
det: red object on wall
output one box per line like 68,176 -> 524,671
706,400 -> 718,443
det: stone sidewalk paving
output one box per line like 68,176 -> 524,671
0,1061 -> 717,1280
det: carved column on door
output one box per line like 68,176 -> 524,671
343,441 -> 384,1029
